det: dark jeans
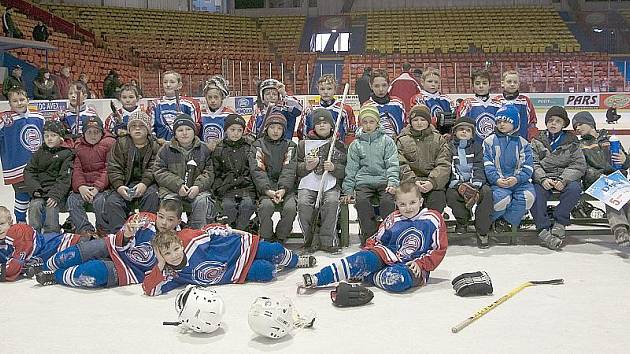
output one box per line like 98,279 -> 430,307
355,184 -> 396,244
531,180 -> 582,230
423,189 -> 447,213
104,184 -> 159,233
222,195 -> 257,230
446,185 -> 493,235
257,194 -> 297,241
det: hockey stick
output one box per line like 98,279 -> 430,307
162,321 -> 180,326
74,90 -> 83,138
175,89 -> 181,114
451,278 -> 564,333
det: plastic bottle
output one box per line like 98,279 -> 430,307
609,134 -> 623,170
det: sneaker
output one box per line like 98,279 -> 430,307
24,262 -> 43,279
297,255 -> 317,268
35,270 -> 56,286
538,229 -> 562,250
476,234 -> 489,249
614,228 -> 630,247
301,273 -> 317,288
455,222 -> 467,234
551,223 -> 566,239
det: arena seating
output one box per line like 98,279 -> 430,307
259,16 -> 306,53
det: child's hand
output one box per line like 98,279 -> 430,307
265,190 -> 277,199
612,152 -> 627,165
305,156 -> 319,171
46,198 -> 57,208
385,186 -> 397,194
134,183 -> 147,197
78,185 -> 94,202
155,247 -> 166,271
505,177 -> 518,187
323,161 -> 335,172
406,261 -> 423,279
553,180 -> 565,191
178,185 -> 190,197
275,189 -> 286,202
541,179 -> 555,190
340,194 -> 354,204
206,139 -> 218,151
187,186 -> 200,199
157,138 -> 166,146
417,181 -> 433,193
117,186 -> 130,200
123,215 -> 142,239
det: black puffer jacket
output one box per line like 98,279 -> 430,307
212,137 -> 256,198
23,143 -> 74,203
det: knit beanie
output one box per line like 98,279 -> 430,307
312,108 -> 335,128
495,105 -> 520,131
127,110 -> 152,131
408,104 -> 432,123
452,116 -> 475,132
224,113 -> 246,130
82,116 -> 104,134
264,111 -> 287,132
43,120 -> 66,138
358,105 -> 380,123
172,113 -> 197,133
545,106 -> 570,128
572,111 -> 596,130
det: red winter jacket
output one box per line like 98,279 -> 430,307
72,134 -> 116,192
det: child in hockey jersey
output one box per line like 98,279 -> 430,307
54,81 -> 99,140
298,74 -> 356,144
493,70 -> 538,141
249,112 -> 298,243
148,70 -> 201,144
483,105 -> 536,232
66,116 -> 116,237
211,114 -> 256,230
104,83 -> 142,138
297,108 -> 347,253
456,69 -> 501,144
301,181 -> 447,293
530,106 -> 586,250
445,116 -> 493,248
410,68 -> 454,134
363,69 -> 405,139
104,111 -> 161,233
246,78 -> 303,140
33,200 -> 183,288
24,120 -> 74,233
342,106 -> 399,246
397,104 -> 451,213
142,225 -> 316,296
200,75 -> 235,151
0,207 -> 82,282
572,111 -> 630,247
0,87 -> 46,222
154,113 -> 214,229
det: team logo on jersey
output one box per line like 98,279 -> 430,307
193,260 -> 226,285
430,105 -> 444,118
125,243 -> 155,267
20,124 -> 43,152
380,114 -> 397,137
203,123 -> 223,143
476,113 -> 496,139
162,110 -> 178,128
395,227 -> 424,260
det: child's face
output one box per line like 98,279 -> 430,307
175,126 -> 195,146
119,90 -> 138,109
226,124 -> 244,142
84,127 -> 103,145
501,74 -> 520,93
410,117 -> 430,131
361,116 -> 379,133
266,123 -> 284,141
68,87 -> 84,107
263,88 -> 279,105
546,116 -> 565,134
370,77 -> 389,98
318,82 -> 336,101
162,74 -> 182,96
205,88 -> 224,111
496,120 -> 514,134
156,209 -> 181,233
0,215 -> 13,239
44,131 -> 63,148
473,77 -> 490,96
396,191 -> 422,218
314,121 -> 333,137
574,123 -> 595,137
128,121 -> 148,141
159,242 -> 184,266
455,126 -> 473,140
8,93 -> 28,114
422,74 -> 440,93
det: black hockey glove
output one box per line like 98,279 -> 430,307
451,271 -> 493,297
331,282 -> 374,307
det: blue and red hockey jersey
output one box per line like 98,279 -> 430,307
104,105 -> 142,137
362,97 -> 406,138
365,208 -> 448,276
143,224 -> 260,296
52,104 -> 99,139
297,98 -> 356,144
410,90 -> 454,120
492,94 -> 538,141
199,105 -> 235,143
245,96 -> 303,140
147,96 -> 202,141
457,96 -> 502,144
0,224 -> 81,281
0,110 -> 46,184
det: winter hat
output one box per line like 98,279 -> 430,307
545,106 -> 570,128
453,116 -> 475,132
172,113 -> 197,133
264,111 -> 287,132
204,75 -> 230,97
43,120 -> 66,138
494,105 -> 520,131
82,116 -> 104,134
358,105 -> 380,123
572,111 -> 596,130
312,108 -> 335,128
127,110 -> 152,131
224,113 -> 246,130
408,104 -> 432,123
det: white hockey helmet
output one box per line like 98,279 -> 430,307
175,285 -> 225,334
248,296 -> 296,339
258,78 -> 282,100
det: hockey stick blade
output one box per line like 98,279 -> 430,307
529,279 -> 564,285
163,321 -> 180,326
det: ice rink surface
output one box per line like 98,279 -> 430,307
2,109 -> 630,353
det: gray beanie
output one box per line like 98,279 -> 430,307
572,111 -> 596,130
